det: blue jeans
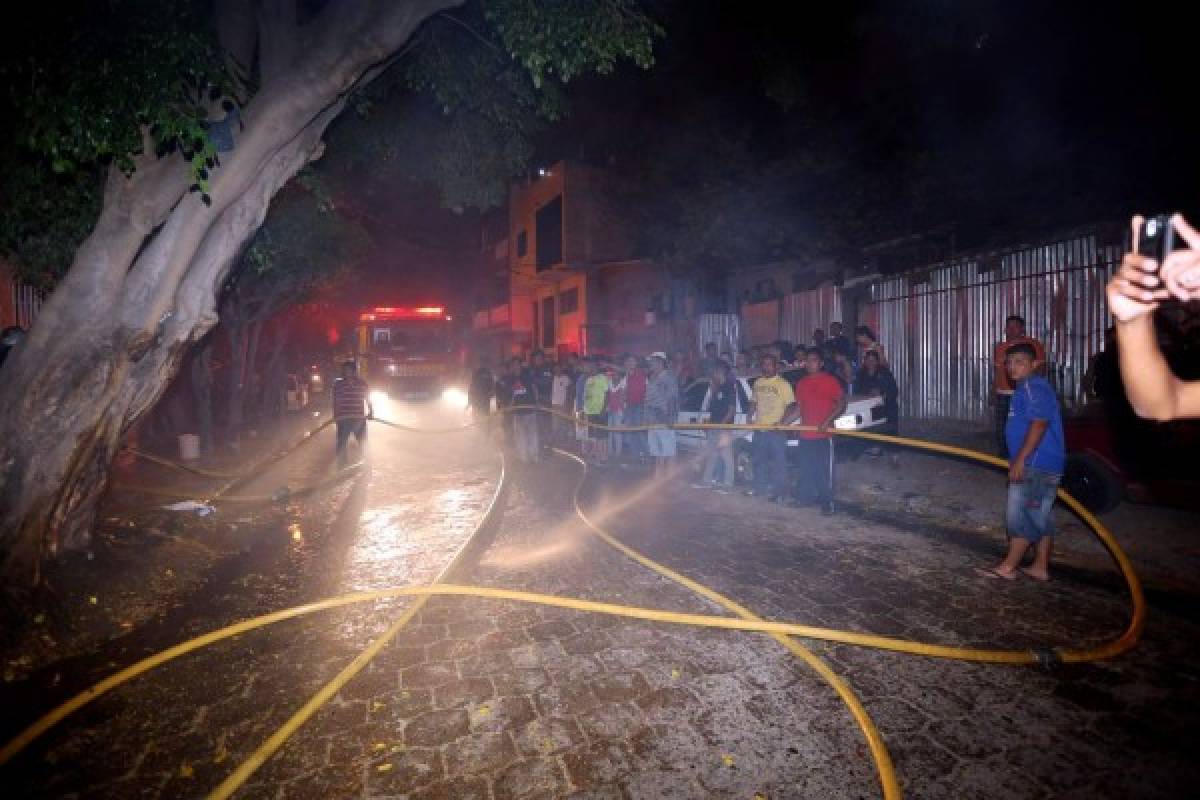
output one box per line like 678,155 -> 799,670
608,408 -> 624,455
336,417 -> 367,466
623,405 -> 645,457
701,430 -> 735,486
513,414 -> 540,462
752,431 -> 788,496
794,438 -> 835,506
1006,468 -> 1060,543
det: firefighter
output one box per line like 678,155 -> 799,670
332,360 -> 373,467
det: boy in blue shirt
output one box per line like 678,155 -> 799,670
981,343 -> 1065,581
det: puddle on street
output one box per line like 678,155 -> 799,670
339,483 -> 491,595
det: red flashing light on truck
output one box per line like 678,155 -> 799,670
359,306 -> 448,322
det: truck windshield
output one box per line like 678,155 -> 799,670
372,322 -> 449,355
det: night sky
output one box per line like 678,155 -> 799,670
536,0 -> 1195,252
315,0 -> 1195,298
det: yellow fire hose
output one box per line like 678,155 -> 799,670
115,419 -> 345,505
122,446 -> 246,480
111,463 -> 362,506
1,409 -> 1144,800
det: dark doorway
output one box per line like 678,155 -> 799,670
541,296 -> 556,349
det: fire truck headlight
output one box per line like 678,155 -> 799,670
369,389 -> 390,407
441,387 -> 468,410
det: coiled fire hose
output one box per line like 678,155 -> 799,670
2,407 -> 1144,800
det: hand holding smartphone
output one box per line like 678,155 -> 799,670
1135,214 -> 1176,263
1158,214 -> 1200,303
1107,215 -> 1173,323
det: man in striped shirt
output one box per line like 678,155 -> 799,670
332,361 -> 373,467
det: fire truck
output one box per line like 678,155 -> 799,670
351,306 -> 460,400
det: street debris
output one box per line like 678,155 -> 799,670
161,501 -> 216,516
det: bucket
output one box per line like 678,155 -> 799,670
178,434 -> 201,461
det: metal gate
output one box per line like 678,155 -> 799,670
861,232 -> 1119,423
781,285 -> 843,348
10,277 -> 43,329
696,313 -> 741,357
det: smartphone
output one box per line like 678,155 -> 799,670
1136,214 -> 1177,263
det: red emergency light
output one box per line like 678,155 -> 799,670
360,306 -> 447,321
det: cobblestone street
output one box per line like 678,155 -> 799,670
5,415 -> 1199,799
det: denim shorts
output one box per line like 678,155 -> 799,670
1006,467 -> 1061,543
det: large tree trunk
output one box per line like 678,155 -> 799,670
0,0 -> 459,588
191,340 -> 215,455
244,318 -> 264,425
261,317 -> 293,419
224,307 -> 249,446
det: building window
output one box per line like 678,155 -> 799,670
558,287 -> 579,315
516,230 -> 527,257
373,328 -> 390,344
535,194 -> 563,271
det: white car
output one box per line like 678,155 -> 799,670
285,374 -> 309,411
675,377 -> 755,454
675,372 -> 890,484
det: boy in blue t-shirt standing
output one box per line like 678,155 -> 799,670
981,342 -> 1065,581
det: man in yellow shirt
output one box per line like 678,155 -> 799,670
746,354 -> 794,501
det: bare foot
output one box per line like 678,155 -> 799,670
1019,567 -> 1050,582
975,566 -> 1018,580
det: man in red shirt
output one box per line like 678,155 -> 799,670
992,314 -> 1046,457
784,347 -> 846,514
622,354 -> 648,461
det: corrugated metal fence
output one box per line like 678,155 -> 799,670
860,233 -> 1119,422
781,285 -> 843,347
9,276 -> 44,329
696,313 -> 740,357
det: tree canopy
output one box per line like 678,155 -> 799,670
231,174 -> 371,314
0,0 -> 237,286
0,0 -> 663,286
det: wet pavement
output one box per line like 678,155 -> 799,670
5,403 -> 1200,798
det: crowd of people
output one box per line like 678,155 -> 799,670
464,321 -> 904,515
347,211 -> 1200,584
459,305 -> 1098,578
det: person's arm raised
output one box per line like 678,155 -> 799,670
1107,215 -> 1200,420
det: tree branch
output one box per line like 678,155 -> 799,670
437,10 -> 500,52
119,0 -> 460,345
